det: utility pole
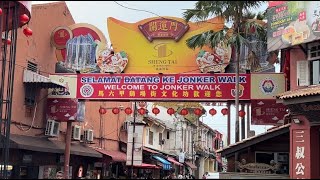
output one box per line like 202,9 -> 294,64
241,103 -> 245,140
130,102 -> 137,178
64,121 -> 72,179
246,103 -> 250,138
227,102 -> 231,145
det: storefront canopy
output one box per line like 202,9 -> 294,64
152,155 -> 171,170
167,157 -> 183,166
143,146 -> 160,154
132,163 -> 160,169
95,149 -> 126,162
216,124 -> 290,157
184,161 -> 197,169
3,134 -> 102,158
23,69 -> 66,89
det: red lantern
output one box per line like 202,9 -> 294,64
0,8 -> 2,16
152,107 -> 160,115
180,108 -> 188,116
6,39 -> 11,45
167,108 -> 175,116
239,110 -> 246,118
112,107 -> 120,114
209,108 -> 217,116
99,107 -> 107,115
194,108 -> 202,116
124,107 -> 132,115
20,14 -> 29,24
23,27 -> 33,37
138,108 -> 146,115
221,108 -> 228,116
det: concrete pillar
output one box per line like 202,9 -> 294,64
198,157 -> 205,178
204,158 -> 209,173
290,115 -> 320,179
209,160 -> 214,172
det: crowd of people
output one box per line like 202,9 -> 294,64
161,173 -> 196,179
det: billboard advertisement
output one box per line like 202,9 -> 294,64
267,1 -> 320,52
48,74 -> 78,99
108,16 -> 231,73
251,100 -> 288,125
250,73 -> 285,99
47,98 -> 85,122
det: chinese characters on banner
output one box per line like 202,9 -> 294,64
47,75 -> 85,122
293,129 -> 306,179
251,100 -> 287,125
76,73 -> 251,101
138,19 -> 189,42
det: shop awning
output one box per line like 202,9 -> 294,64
216,124 -> 290,156
23,69 -> 66,89
152,155 -> 171,170
167,157 -> 183,166
143,146 -> 160,154
3,134 -> 102,158
133,163 -> 160,169
95,149 -> 126,162
185,161 -> 197,169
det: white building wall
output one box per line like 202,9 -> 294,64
199,157 -> 205,178
144,126 -> 165,151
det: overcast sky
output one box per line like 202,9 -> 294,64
33,1 -> 271,144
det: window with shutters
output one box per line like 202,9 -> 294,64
297,60 -> 310,86
159,133 -> 162,145
308,42 -> 320,61
149,130 -> 153,145
296,59 -> 320,86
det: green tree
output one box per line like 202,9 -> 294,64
183,1 -> 266,142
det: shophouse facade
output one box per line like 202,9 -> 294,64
268,1 -> 320,179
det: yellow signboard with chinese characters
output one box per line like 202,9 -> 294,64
250,73 -> 285,99
107,16 -> 228,73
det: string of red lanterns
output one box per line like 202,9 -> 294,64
152,107 -> 160,115
98,107 -> 107,115
98,106 -> 246,117
138,108 -> 146,115
209,108 -> 217,116
124,107 -> 133,115
221,108 -> 228,116
112,107 -> 120,114
194,108 -> 202,116
239,110 -> 246,118
0,10 -> 32,38
20,14 -> 29,24
23,27 -> 33,37
180,108 -> 188,116
167,108 -> 175,116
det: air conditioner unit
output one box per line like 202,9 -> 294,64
72,125 -> 81,140
83,129 -> 94,142
45,120 -> 60,137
